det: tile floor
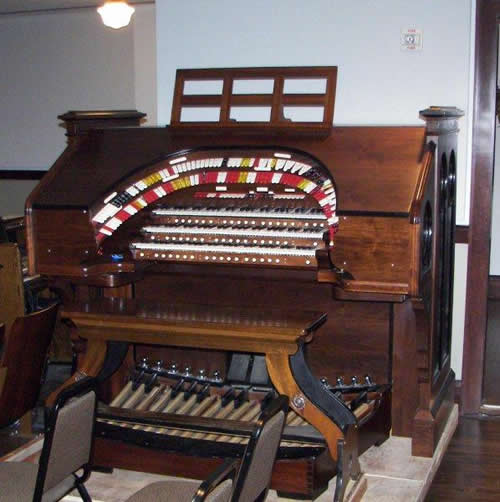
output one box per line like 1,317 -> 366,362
44,405 -> 456,502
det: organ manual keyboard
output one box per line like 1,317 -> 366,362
25,67 -> 462,500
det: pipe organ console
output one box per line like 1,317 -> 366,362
25,67 -> 462,500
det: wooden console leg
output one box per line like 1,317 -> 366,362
45,339 -> 107,406
266,350 -> 360,502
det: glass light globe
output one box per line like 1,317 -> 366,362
98,1 -> 135,29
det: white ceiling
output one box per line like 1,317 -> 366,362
0,1 -> 153,15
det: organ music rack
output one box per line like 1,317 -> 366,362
25,66 -> 462,500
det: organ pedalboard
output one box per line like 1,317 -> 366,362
97,354 -> 388,457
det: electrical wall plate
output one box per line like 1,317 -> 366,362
401,28 -> 423,51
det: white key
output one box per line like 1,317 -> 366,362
131,242 -> 316,257
142,225 -> 323,239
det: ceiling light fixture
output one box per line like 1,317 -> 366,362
98,1 -> 135,29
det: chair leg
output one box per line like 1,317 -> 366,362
256,491 -> 268,502
76,482 -> 92,502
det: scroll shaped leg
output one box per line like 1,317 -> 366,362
266,346 -> 360,502
46,340 -> 129,405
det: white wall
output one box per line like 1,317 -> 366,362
0,5 -> 156,217
452,244 -> 468,379
0,9 -> 134,170
491,124 -> 500,275
156,0 -> 473,226
156,0 -> 474,378
0,5 -> 156,172
134,4 -> 157,126
489,43 -> 500,275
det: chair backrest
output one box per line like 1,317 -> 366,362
33,377 -> 97,502
231,395 -> 288,502
0,242 -> 25,335
204,479 -> 233,502
0,301 -> 58,428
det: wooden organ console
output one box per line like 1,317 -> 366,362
25,67 -> 462,500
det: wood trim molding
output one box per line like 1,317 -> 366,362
461,0 -> 500,415
0,170 -> 46,180
489,276 -> 500,300
455,225 -> 469,244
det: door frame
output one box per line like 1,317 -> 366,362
461,0 -> 500,414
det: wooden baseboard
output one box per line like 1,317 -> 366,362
488,276 -> 500,300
